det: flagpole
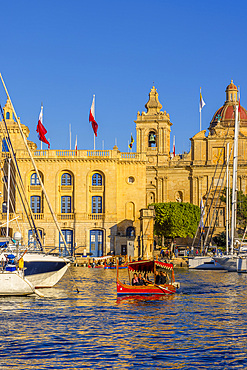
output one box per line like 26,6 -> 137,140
41,103 -> 43,150
128,140 -> 129,153
69,124 -> 71,150
94,134 -> 95,150
200,87 -> 202,132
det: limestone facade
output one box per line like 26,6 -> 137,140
0,81 -> 246,256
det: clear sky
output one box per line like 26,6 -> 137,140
1,0 -> 246,154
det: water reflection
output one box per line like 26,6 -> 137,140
0,267 -> 247,369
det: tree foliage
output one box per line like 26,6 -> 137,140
151,202 -> 201,239
213,231 -> 226,249
221,188 -> 247,227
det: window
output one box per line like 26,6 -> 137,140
61,196 -> 71,213
6,112 -> 10,119
59,230 -> 73,257
148,131 -> 156,147
30,173 -> 40,185
2,202 -> 7,213
2,138 -> 9,152
31,196 -> 41,213
92,173 -> 102,186
126,226 -> 135,237
128,176 -> 135,184
61,173 -> 72,186
92,196 -> 102,213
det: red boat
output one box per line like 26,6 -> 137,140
117,259 -> 180,296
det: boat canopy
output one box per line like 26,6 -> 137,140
128,260 -> 174,273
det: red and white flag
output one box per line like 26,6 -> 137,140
75,135 -> 77,151
89,95 -> 98,136
173,135 -> 175,157
36,105 -> 50,148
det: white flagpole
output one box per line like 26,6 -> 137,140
128,140 -> 129,153
69,123 -> 71,150
199,87 -> 202,132
93,94 -> 96,150
102,140 -> 104,150
40,103 -> 43,150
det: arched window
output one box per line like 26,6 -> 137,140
92,196 -> 102,213
92,173 -> 102,186
126,226 -> 135,237
31,196 -> 41,213
61,173 -> 72,186
6,112 -> 10,119
148,131 -> 156,147
30,173 -> 40,185
2,138 -> 9,153
61,196 -> 71,213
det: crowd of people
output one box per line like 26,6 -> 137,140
131,270 -> 169,286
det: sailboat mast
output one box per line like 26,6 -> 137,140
226,142 -> 229,254
0,74 -> 69,252
6,158 -> 11,237
230,103 -> 239,254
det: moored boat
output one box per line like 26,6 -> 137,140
117,259 -> 180,296
0,253 -> 39,296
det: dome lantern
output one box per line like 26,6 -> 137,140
225,80 -> 238,103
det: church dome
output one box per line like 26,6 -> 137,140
209,80 -> 247,129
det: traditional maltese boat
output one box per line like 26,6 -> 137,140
117,259 -> 180,296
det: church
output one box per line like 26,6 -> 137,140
0,80 -> 246,257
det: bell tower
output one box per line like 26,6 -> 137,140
135,86 -> 172,166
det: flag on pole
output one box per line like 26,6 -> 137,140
75,135 -> 77,154
199,197 -> 205,232
89,95 -> 98,136
199,88 -> 206,112
128,134 -> 134,149
238,86 -> 241,113
36,105 -> 50,148
173,135 -> 175,157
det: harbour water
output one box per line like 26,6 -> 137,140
1,267 -> 247,369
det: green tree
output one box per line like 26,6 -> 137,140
221,188 -> 247,229
151,202 -> 201,248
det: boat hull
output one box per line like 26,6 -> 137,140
0,272 -> 34,296
0,252 -> 70,288
188,256 -> 224,270
214,256 -> 238,272
117,279 -> 176,296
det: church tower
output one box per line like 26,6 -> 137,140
135,86 -> 172,166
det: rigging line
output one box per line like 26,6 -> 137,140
192,110 -> 234,248
0,164 -> 22,234
208,146 -> 234,246
203,159 -> 229,247
0,74 -> 69,253
0,105 -> 43,249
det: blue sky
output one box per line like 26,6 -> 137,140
1,0 -> 247,154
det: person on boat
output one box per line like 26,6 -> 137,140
132,273 -> 139,286
143,272 -> 152,285
155,270 -> 161,284
138,273 -> 144,286
159,271 -> 167,285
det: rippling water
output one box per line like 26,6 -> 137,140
1,267 -> 247,369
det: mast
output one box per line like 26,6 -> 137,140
6,158 -> 11,237
226,142 -> 230,255
230,103 -> 239,254
0,74 -> 69,252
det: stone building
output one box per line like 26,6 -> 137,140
0,80 -> 246,257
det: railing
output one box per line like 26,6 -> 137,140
88,213 -> 105,220
57,213 -> 75,220
32,213 -> 44,220
56,150 -> 77,157
23,149 -> 146,161
87,150 -> 110,157
121,152 -> 136,159
89,185 -> 104,192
